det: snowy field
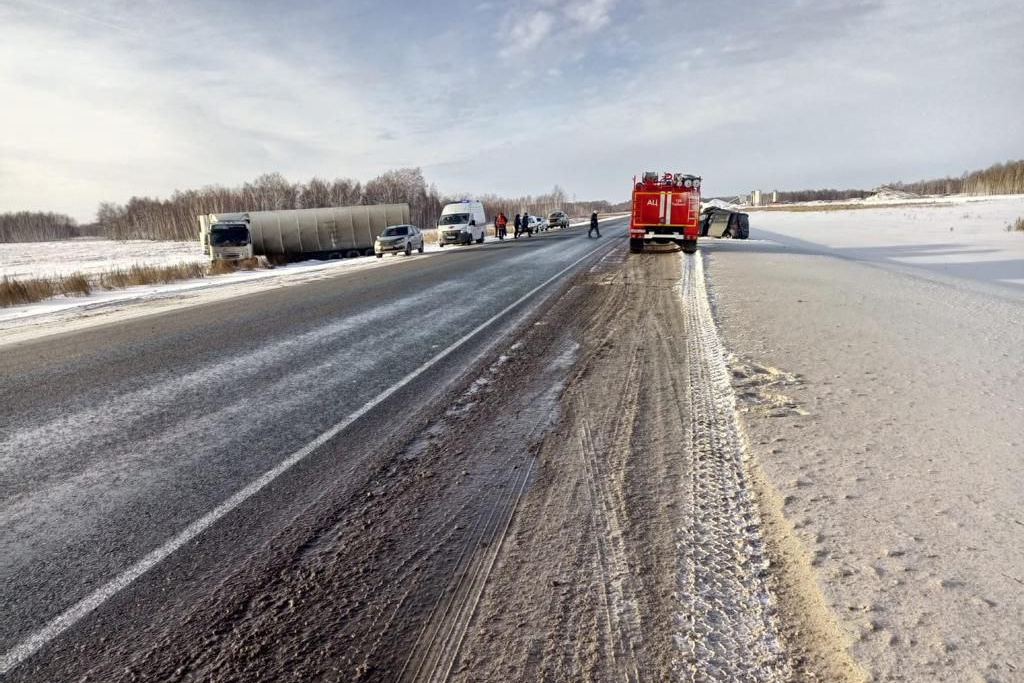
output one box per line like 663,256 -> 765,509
748,194 -> 1024,289
0,238 -> 208,279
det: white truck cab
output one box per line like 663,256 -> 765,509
199,213 -> 254,261
437,201 -> 487,246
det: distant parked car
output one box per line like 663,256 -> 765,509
526,215 -> 546,232
375,224 -> 424,257
547,211 -> 569,229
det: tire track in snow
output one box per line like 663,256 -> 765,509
673,252 -> 792,681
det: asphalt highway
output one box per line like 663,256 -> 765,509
0,219 -> 627,678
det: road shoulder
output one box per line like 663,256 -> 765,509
707,244 -> 1024,682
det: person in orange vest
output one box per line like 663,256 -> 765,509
495,212 -> 508,240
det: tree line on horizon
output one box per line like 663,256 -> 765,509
886,158 -> 1024,197
0,211 -> 81,243
0,169 -> 623,243
5,158 -> 1021,243
768,159 -> 1024,204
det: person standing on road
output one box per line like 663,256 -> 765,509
495,212 -> 508,240
513,213 -> 522,238
589,211 -> 600,238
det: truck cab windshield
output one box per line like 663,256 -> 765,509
210,225 -> 250,247
439,213 -> 470,225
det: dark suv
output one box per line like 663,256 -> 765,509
547,211 -> 570,229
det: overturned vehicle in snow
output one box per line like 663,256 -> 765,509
699,207 -> 750,240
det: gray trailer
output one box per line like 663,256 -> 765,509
199,204 -> 411,261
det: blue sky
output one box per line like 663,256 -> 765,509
1,0 -> 1022,220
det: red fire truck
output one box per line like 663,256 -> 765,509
629,171 -> 702,254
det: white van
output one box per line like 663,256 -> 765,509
437,201 -> 487,246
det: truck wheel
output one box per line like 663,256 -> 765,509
629,238 -> 644,253
682,240 -> 698,254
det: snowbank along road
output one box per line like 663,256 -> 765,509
706,208 -> 1024,682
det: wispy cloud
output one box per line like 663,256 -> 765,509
500,10 -> 556,57
563,0 -> 617,32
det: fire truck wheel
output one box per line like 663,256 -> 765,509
629,238 -> 644,253
682,240 -> 698,254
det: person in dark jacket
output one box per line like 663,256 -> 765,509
588,211 -> 600,238
513,213 -> 522,238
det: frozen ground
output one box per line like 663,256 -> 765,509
706,195 -> 1024,681
749,194 -> 1024,289
0,238 -> 208,279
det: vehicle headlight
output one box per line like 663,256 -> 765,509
683,179 -> 693,188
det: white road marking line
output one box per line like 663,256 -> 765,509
0,233 -> 622,676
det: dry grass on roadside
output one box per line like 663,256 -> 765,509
0,272 -> 97,306
97,262 -> 206,289
1009,216 -> 1024,232
0,258 -> 273,308
1,276 -> 55,307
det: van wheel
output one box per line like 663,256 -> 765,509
418,241 -> 424,253
476,233 -> 484,244
376,253 -> 383,258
